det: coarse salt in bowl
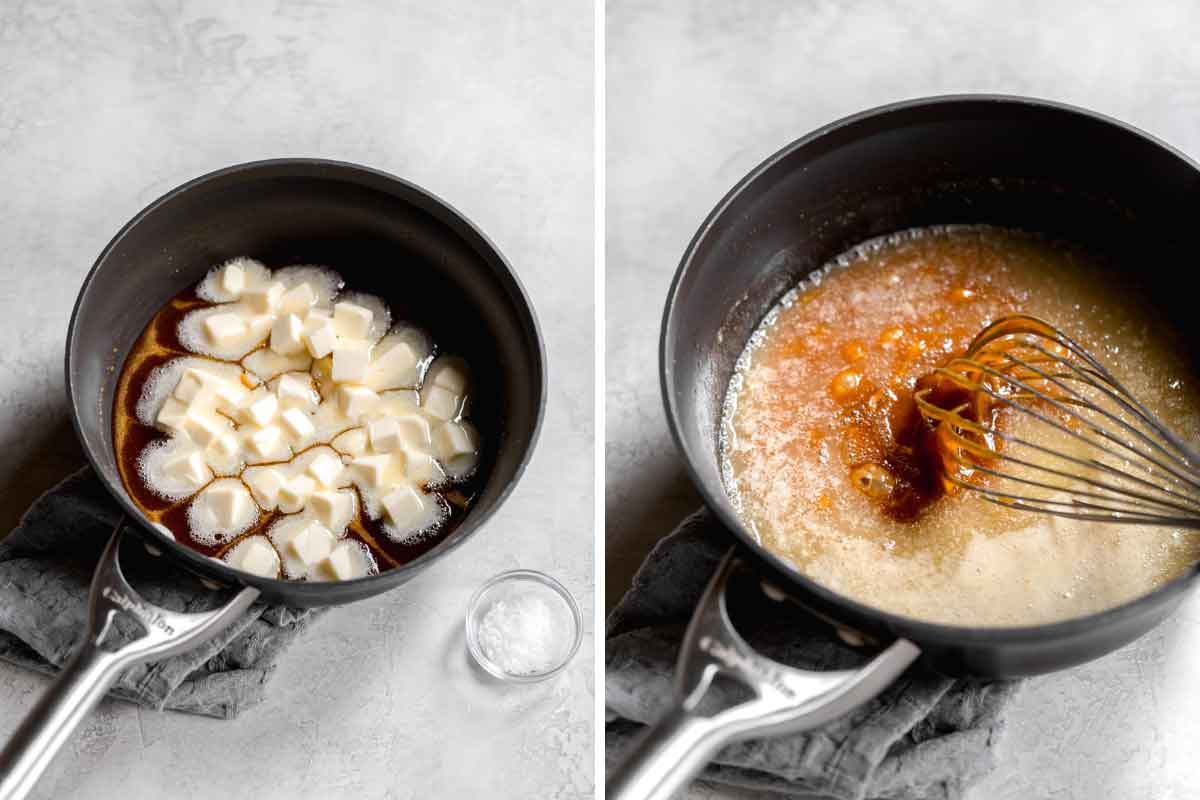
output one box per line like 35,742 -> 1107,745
465,570 -> 582,683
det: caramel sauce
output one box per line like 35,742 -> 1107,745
751,271 -> 1011,523
722,226 -> 1200,626
113,283 -> 480,572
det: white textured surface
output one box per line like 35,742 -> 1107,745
0,2 -> 592,798
606,1 -> 1200,798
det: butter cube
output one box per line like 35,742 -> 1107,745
204,312 -> 248,346
278,282 -> 317,316
206,482 -> 252,529
226,536 -> 279,578
422,384 -> 461,421
434,421 -> 479,478
281,407 -> 316,439
332,342 -> 371,383
403,448 -> 444,486
337,384 -> 379,418
270,313 -> 306,356
243,281 -> 284,313
243,392 -> 279,426
157,397 -> 189,430
246,425 -> 286,461
333,302 -> 373,340
276,373 -> 316,410
331,431 -> 367,455
212,378 -> 249,410
177,369 -> 245,411
246,314 -> 275,343
331,427 -> 369,456
173,368 -> 210,403
310,489 -> 356,533
381,484 -> 426,528
433,421 -> 476,460
218,263 -> 245,297
304,318 -> 338,359
242,348 -> 312,381
208,431 -> 240,461
368,413 -> 431,451
277,475 -> 317,514
367,416 -> 404,452
368,340 -> 419,388
377,389 -> 420,416
244,467 -> 285,510
351,454 -> 392,488
165,449 -> 211,488
318,541 -> 367,581
307,451 -> 344,487
427,357 -> 468,394
287,521 -> 334,566
394,413 -> 432,447
182,409 -> 228,447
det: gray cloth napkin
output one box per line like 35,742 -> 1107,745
606,509 -> 1022,800
0,467 -> 324,719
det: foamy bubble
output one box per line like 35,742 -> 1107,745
310,538 -> 378,581
275,265 -> 344,308
130,259 -> 482,574
266,516 -> 378,580
196,257 -> 272,303
136,438 -> 210,500
187,478 -> 259,546
306,398 -> 358,445
242,347 -> 312,382
376,389 -> 420,417
377,490 -> 449,545
440,420 -> 480,481
267,516 -> 317,578
136,357 -> 244,430
178,304 -> 273,360
336,290 -> 391,343
223,534 -> 281,578
387,323 -> 435,368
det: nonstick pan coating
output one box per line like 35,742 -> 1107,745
661,96 -> 1200,676
67,159 -> 546,607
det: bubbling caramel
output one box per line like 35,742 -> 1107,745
114,259 -> 485,580
722,226 -> 1200,626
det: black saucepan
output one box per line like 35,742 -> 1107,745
0,159 -> 544,798
611,95 -> 1200,800
662,95 -> 1200,678
70,158 -> 545,605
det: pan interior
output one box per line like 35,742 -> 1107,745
719,224 -> 1200,626
69,162 -> 543,604
663,99 -> 1200,665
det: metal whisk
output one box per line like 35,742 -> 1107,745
913,314 -> 1200,527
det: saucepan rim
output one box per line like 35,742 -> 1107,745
660,93 -> 1200,649
65,157 -> 547,599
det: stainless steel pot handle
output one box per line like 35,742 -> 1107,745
607,550 -> 921,800
0,521 -> 259,800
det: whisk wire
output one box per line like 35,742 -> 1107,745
997,342 -> 1200,473
958,351 -> 1200,496
969,315 -> 1200,463
917,314 -> 1200,529
938,425 -> 1200,517
920,366 -> 1200,504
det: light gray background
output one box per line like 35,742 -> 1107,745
0,1 -> 593,798
607,1 -> 1200,798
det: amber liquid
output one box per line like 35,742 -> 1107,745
723,226 -> 1200,626
113,287 -> 480,571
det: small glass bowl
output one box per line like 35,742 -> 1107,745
465,569 -> 583,683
